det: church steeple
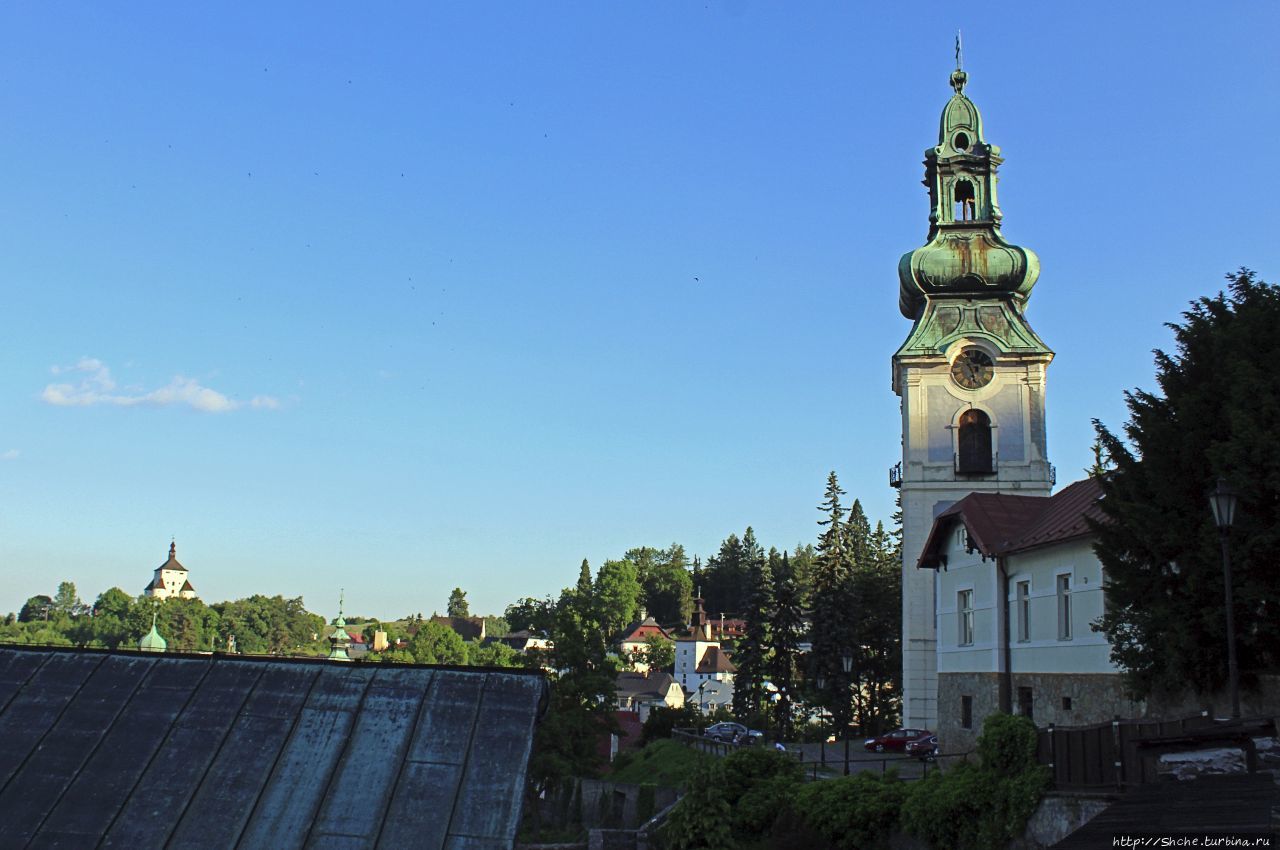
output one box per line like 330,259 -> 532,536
897,62 -> 1041,321
890,53 -> 1054,735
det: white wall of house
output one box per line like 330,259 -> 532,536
936,531 -> 1115,676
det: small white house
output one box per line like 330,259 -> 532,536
916,477 -> 1141,750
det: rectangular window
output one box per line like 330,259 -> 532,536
1057,574 -> 1072,640
957,589 -> 974,646
961,695 -> 973,729
1016,580 -> 1030,642
1018,686 -> 1034,720
1062,696 -> 1073,711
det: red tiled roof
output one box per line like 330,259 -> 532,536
617,617 -> 672,644
917,478 -> 1104,569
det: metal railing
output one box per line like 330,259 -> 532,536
672,729 -> 970,782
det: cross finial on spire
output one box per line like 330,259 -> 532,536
950,31 -> 969,94
338,588 -> 345,618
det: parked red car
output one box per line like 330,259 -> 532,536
863,728 -> 934,753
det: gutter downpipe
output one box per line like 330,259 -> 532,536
997,555 -> 1012,714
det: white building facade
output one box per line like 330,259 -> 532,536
917,478 -> 1140,751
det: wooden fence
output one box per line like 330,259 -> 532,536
1037,712 -> 1276,791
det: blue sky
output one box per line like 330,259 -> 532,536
2,3 -> 1277,621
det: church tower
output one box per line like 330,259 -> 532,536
892,57 -> 1053,730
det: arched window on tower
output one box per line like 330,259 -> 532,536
956,409 -> 994,474
953,179 -> 976,221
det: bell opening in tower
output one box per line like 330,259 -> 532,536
956,409 -> 994,474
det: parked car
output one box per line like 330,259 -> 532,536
863,728 -> 934,753
905,735 -> 938,760
703,721 -> 764,745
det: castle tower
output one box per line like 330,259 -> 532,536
892,56 -> 1053,730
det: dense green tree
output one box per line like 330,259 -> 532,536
789,543 -> 816,607
1094,269 -> 1280,698
483,615 -> 509,638
212,595 -> 325,655
594,559 -> 641,640
504,596 -> 556,635
18,595 -> 53,623
128,597 -> 221,652
447,587 -> 469,617
627,633 -> 675,672
526,574 -> 618,822
767,550 -> 804,740
409,621 -> 469,664
733,527 -> 770,720
627,544 -> 694,626
53,581 -> 84,618
468,639 -> 521,668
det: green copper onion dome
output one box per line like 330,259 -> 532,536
897,64 -> 1039,320
139,611 -> 167,653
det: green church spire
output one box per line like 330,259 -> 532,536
897,55 -> 1041,316
894,58 -> 1050,361
327,589 -> 352,662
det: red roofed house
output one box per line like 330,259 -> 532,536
144,541 -> 197,600
916,477 -> 1141,751
616,615 -> 673,674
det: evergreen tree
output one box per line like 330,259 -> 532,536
808,472 -> 855,733
852,520 -> 903,734
732,527 -> 770,720
629,543 -> 694,625
767,550 -> 804,741
446,587 -> 470,617
702,533 -> 746,617
1094,269 -> 1280,697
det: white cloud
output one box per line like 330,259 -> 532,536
1,449 -> 18,461
42,358 -> 281,414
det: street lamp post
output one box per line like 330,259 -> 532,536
1208,478 -> 1241,719
841,651 -> 854,776
816,674 -> 827,767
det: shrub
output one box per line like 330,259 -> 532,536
659,759 -> 734,850
789,772 -> 908,850
901,714 -> 1049,850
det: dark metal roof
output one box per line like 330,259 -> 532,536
917,477 -> 1104,568
695,646 -> 737,674
0,645 -> 546,849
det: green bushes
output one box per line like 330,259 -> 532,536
900,714 -> 1049,850
656,712 -> 1050,849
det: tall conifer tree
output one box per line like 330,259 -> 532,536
767,549 -> 804,740
732,527 -> 770,719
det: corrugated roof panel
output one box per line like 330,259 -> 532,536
168,664 -> 320,849
0,653 -> 104,790
33,657 -> 210,846
305,667 -> 435,846
238,665 -> 375,850
445,674 -> 544,844
0,654 -> 152,847
100,661 -> 265,848
0,648 -> 47,712
377,761 -> 465,850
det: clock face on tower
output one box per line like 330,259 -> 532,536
951,348 -> 994,389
